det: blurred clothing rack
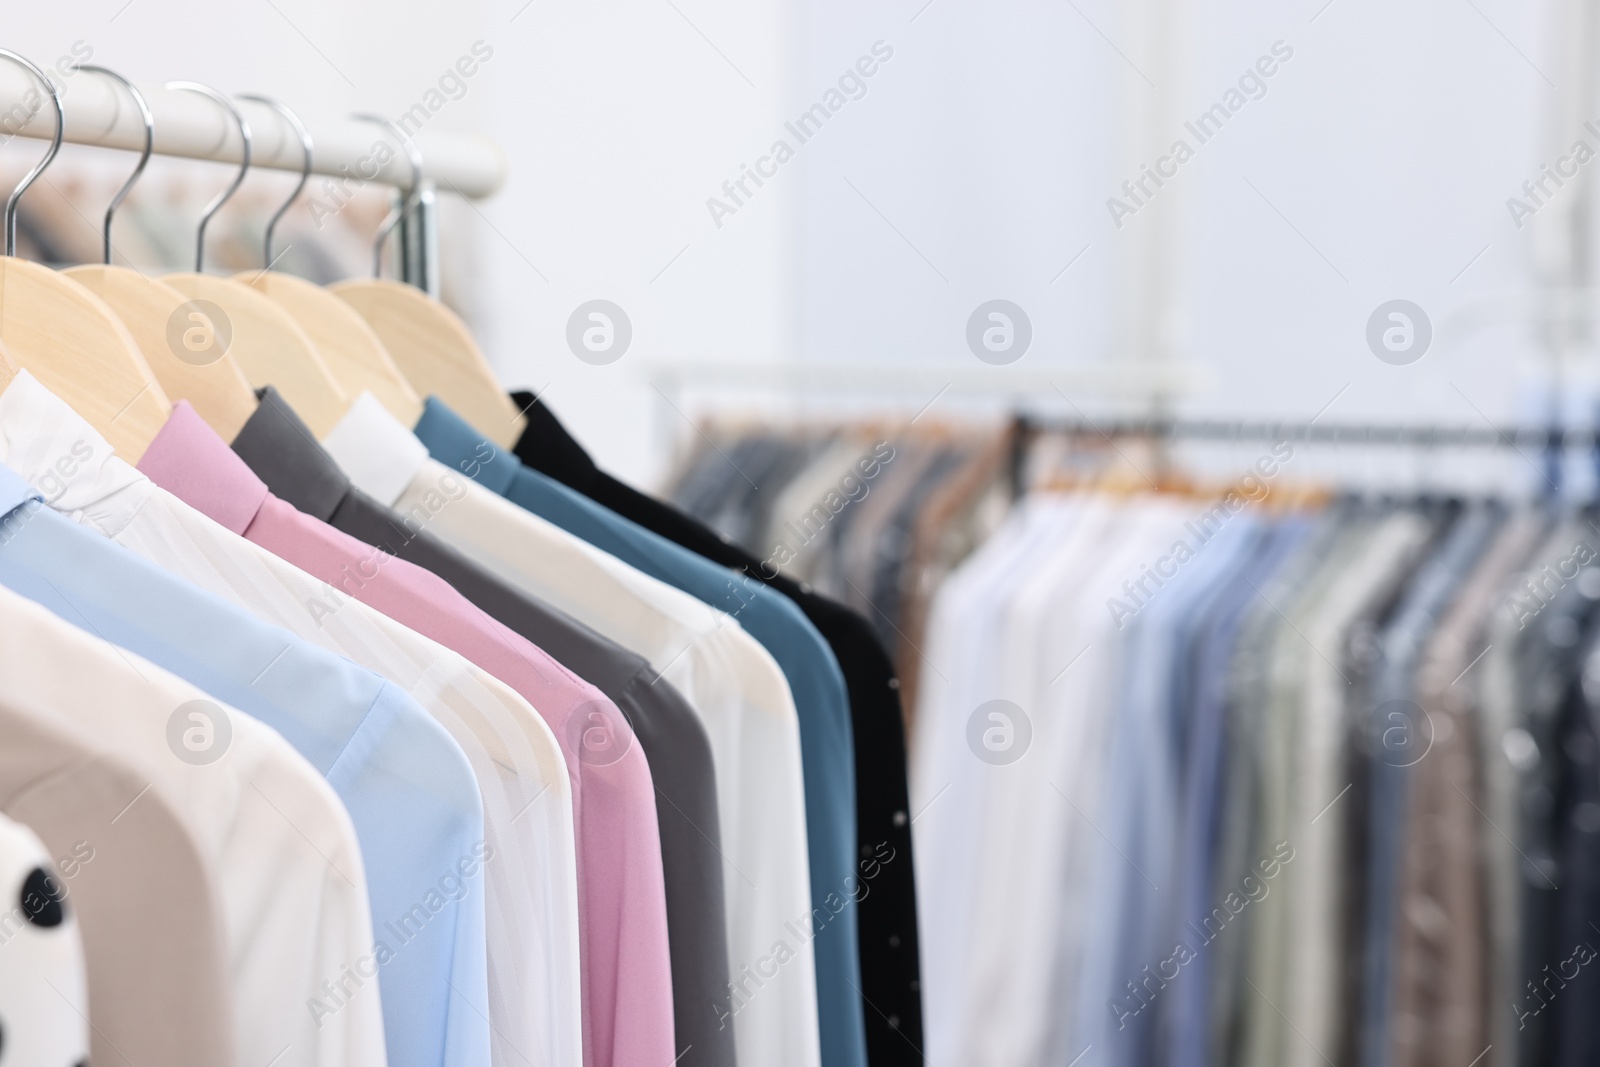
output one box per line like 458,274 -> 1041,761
1010,412 -> 1600,447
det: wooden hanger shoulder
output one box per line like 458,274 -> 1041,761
331,278 -> 524,446
238,271 -> 423,426
0,258 -> 170,460
0,335 -> 18,393
163,272 -> 350,437
67,265 -> 258,443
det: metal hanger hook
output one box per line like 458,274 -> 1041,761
0,49 -> 65,258
236,93 -> 311,271
72,65 -> 153,266
349,113 -> 422,279
165,81 -> 251,273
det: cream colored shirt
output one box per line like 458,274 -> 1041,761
0,580 -> 377,1067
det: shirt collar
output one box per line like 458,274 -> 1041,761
136,401 -> 270,536
413,396 -> 522,495
507,389 -> 599,492
321,392 -> 430,508
230,386 -> 351,522
0,369 -> 154,536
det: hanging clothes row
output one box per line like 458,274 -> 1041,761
907,464 -> 1600,1067
0,52 -> 923,1067
663,411 -> 1600,1067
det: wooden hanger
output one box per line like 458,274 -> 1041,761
334,278 -> 521,442
246,273 -> 420,423
0,50 -> 170,461
329,114 -> 523,446
156,82 -> 349,438
62,67 -> 257,443
229,95 -> 422,426
164,273 -> 348,435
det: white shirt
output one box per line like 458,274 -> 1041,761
0,579 -> 378,1067
0,374 -> 582,1067
910,493 -> 1086,1067
912,493 -> 1193,1067
325,392 -> 823,1067
978,495 -> 1124,1066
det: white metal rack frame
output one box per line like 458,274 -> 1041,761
0,63 -> 506,199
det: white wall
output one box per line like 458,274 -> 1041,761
791,0 -> 1581,492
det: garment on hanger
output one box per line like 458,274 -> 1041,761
1168,513 -> 1324,1067
0,371 -> 483,1067
892,433 -> 1012,720
1544,568 -> 1600,1067
750,436 -> 866,586
511,391 -> 926,1067
1355,507 -> 1499,1067
1390,511 -> 1543,1067
322,393 -> 815,1067
136,400 -> 585,1067
1506,518 -> 1599,1067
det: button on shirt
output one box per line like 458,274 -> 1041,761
0,471 -> 383,1067
416,397 -> 868,1067
0,806 -> 89,1066
228,389 -> 675,1067
324,393 -> 818,1067
137,400 -> 585,1067
0,371 -> 487,1067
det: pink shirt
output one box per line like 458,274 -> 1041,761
140,401 -> 674,1067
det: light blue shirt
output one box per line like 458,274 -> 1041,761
0,465 -> 489,1067
415,398 -> 869,1067
1077,516 -> 1259,1067
1167,517 -> 1314,1067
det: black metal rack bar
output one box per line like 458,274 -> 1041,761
1006,414 -> 1592,499
1010,413 -> 1597,448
